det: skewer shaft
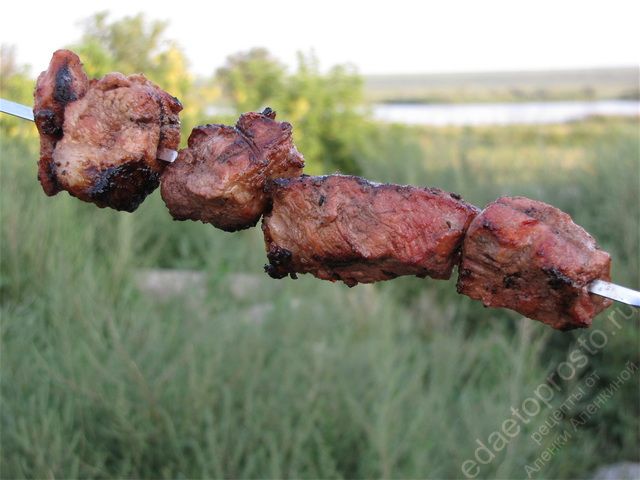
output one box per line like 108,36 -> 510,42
588,279 -> 640,307
0,98 -> 178,163
0,99 -> 34,121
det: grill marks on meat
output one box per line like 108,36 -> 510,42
262,175 -> 478,286
34,50 -> 89,195
456,197 -> 612,330
160,109 -> 305,231
33,50 -> 183,211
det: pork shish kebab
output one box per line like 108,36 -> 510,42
32,50 -> 182,212
2,98 -> 638,328
3,47 -> 640,329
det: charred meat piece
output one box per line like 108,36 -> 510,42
161,108 -> 305,231
457,197 -> 612,330
53,73 -> 182,211
262,175 -> 478,286
34,50 -> 183,211
33,49 -> 89,195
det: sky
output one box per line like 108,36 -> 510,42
2,0 -> 639,77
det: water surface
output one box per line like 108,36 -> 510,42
372,100 -> 640,126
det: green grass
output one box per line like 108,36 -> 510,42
1,117 -> 639,479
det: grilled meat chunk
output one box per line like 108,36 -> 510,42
457,196 -> 612,330
33,49 -> 89,195
161,108 -> 305,231
34,50 -> 182,211
262,175 -> 478,286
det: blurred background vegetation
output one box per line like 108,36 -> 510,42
364,68 -> 640,104
1,12 -> 639,480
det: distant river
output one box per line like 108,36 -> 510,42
372,100 -> 640,126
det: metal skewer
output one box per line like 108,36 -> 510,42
0,98 -> 178,163
2,99 -> 639,308
588,280 -> 640,307
1,99 -> 34,121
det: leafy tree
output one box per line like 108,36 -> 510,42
70,12 -> 215,139
282,53 -> 366,174
73,12 -> 172,79
216,48 -> 286,113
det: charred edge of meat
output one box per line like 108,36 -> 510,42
261,195 -> 275,215
38,160 -> 61,195
87,161 -> 160,212
34,109 -> 63,137
261,107 -> 276,119
542,266 -> 575,290
557,322 -> 583,332
316,256 -> 428,282
264,246 -> 294,279
215,217 -> 261,233
152,90 -> 183,142
545,274 -> 579,318
456,268 -> 472,293
502,273 -> 521,289
53,61 -> 79,105
266,175 -> 476,210
264,177 -> 292,194
481,218 -> 497,233
162,94 -> 183,115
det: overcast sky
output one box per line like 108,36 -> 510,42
2,0 -> 639,77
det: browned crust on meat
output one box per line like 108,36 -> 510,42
152,86 -> 183,156
55,73 -> 182,211
160,108 -> 304,231
262,175 -> 479,286
33,49 -> 89,195
456,196 -> 612,330
33,50 -> 182,212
